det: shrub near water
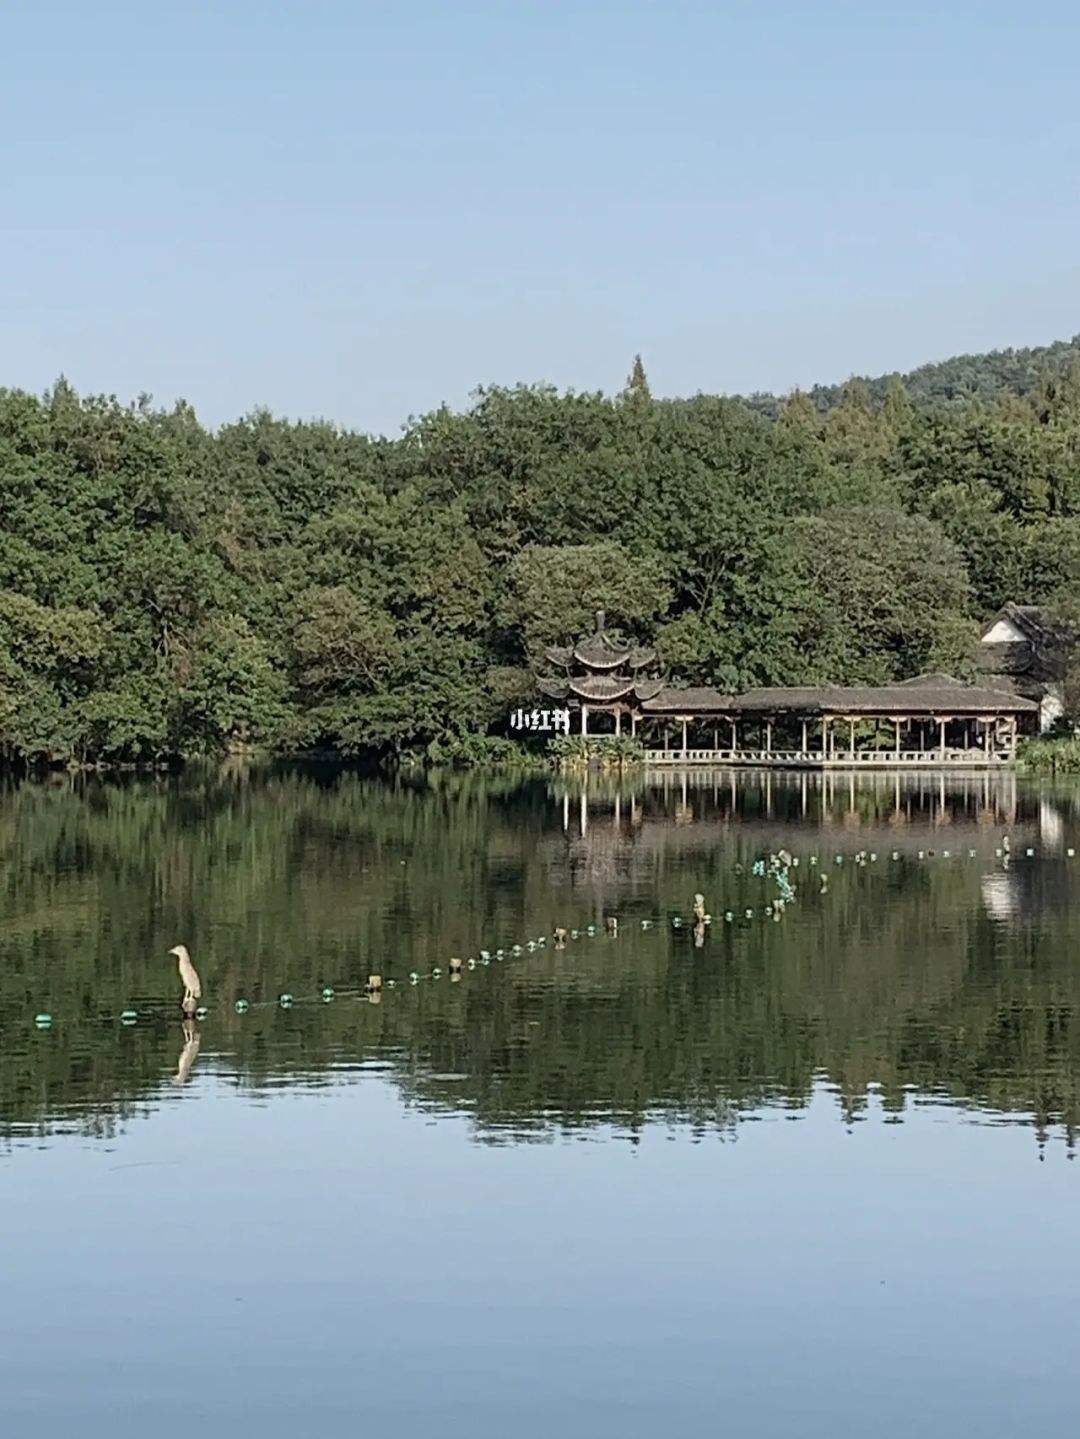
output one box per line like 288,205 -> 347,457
548,736 -> 646,769
1017,736 -> 1080,774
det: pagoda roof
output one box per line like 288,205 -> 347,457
542,611 -> 658,673
568,675 -> 639,702
537,675 -> 668,703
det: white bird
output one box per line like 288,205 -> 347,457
168,944 -> 202,1012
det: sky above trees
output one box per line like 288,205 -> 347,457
2,1 -> 1080,432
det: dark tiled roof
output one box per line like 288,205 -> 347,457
641,687 -> 738,713
568,675 -> 638,701
544,616 -> 658,674
810,683 -> 1037,714
997,603 -> 1057,642
979,641 -> 1066,683
632,677 -> 666,701
641,680 -> 1038,716
572,643 -> 630,670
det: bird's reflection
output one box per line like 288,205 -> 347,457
172,1018 -> 201,1086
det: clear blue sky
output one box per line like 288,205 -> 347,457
3,1 -> 1079,433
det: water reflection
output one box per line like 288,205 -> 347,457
172,1019 -> 200,1086
0,766 -> 1077,1148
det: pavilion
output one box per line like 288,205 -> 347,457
536,615 -> 1038,767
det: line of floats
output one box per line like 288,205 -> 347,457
28,836 -> 1074,1033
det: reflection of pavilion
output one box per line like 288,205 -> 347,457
538,614 -> 1038,767
552,768 -> 1072,845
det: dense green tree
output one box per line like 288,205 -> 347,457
0,335 -> 1077,764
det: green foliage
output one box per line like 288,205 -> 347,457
424,733 -> 542,769
0,340 -> 1077,764
547,735 -> 646,768
503,541 -> 671,661
1016,736 -> 1080,774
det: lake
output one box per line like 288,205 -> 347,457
2,765 -> 1079,1437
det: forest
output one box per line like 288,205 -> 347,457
0,335 -> 1078,765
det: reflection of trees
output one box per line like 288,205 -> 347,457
0,768 -> 1078,1145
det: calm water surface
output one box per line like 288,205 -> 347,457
2,767 -> 1079,1437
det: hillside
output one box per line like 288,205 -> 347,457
742,332 -> 1080,419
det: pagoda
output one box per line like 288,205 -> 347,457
537,611 -> 664,735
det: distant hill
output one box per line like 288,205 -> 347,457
741,333 -> 1080,419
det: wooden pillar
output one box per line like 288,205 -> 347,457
938,718 -> 946,759
765,719 -> 773,753
801,719 -> 808,753
630,711 -> 637,736
615,708 -> 622,737
730,720 -> 738,751
712,726 -> 719,750
581,705 -> 588,736
848,718 -> 855,756
894,718 -> 901,757
681,718 -> 688,754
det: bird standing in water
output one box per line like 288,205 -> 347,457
169,944 -> 202,1013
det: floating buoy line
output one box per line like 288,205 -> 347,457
21,841 -> 1075,1033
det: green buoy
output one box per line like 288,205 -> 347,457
120,1009 -> 138,1025
278,992 -> 293,1008
34,1012 -> 52,1029
235,999 -> 250,1013
195,1006 -> 209,1020
322,987 -> 335,1001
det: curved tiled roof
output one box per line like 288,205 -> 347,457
632,677 -> 666,701
568,675 -> 639,702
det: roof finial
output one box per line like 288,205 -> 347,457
596,609 -> 605,632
